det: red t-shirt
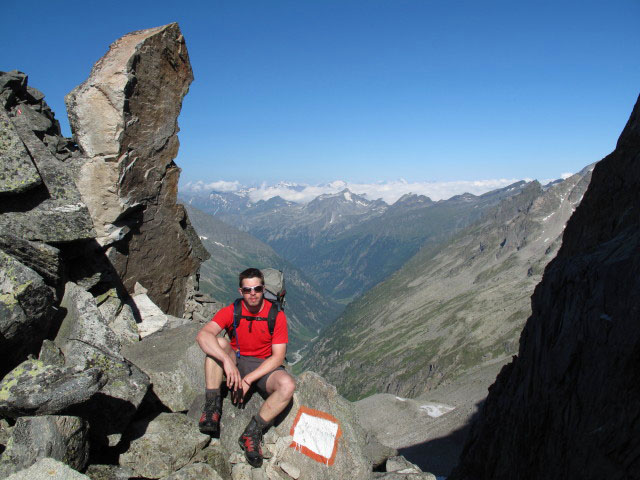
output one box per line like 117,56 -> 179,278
211,299 -> 288,359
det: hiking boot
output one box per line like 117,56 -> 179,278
238,416 -> 264,468
198,394 -> 222,435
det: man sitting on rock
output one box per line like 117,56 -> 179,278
196,268 -> 295,467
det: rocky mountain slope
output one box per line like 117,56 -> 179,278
449,95 -> 640,479
297,167 -> 592,400
0,25 -> 425,480
185,205 -> 342,354
0,22 -> 207,460
183,182 -> 528,302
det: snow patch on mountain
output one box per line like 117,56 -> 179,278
180,176 -> 573,204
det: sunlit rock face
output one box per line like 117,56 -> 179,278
450,95 -> 640,479
65,23 -> 207,315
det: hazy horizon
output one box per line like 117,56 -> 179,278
4,0 -> 639,190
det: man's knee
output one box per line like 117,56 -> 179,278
277,373 -> 295,400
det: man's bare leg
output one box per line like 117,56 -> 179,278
259,370 -> 296,422
239,369 -> 295,467
200,337 -> 234,434
204,337 -> 235,389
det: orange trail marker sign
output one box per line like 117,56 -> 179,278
289,406 -> 343,465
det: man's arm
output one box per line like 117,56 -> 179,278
196,321 -> 242,390
239,343 -> 287,398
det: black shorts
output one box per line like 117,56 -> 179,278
236,355 -> 285,394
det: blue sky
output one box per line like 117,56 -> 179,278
3,0 -> 640,199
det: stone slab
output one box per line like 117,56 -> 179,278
0,250 -> 55,374
0,233 -> 62,286
122,322 -> 204,412
0,113 -> 95,243
0,359 -> 104,418
0,415 -> 89,477
0,108 -> 41,195
120,412 -> 210,478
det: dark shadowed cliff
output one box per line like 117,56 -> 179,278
450,94 -> 640,479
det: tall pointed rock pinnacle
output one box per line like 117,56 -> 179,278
65,23 -> 208,316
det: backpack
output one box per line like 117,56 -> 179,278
231,269 -> 286,357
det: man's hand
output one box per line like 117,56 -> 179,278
232,376 -> 252,405
240,377 -> 252,401
223,358 -> 242,391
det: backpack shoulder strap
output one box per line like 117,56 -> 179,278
266,302 -> 278,337
232,298 -> 242,358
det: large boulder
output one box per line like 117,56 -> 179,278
0,107 -> 41,195
0,250 -> 56,375
130,291 -> 171,338
187,371 -> 374,480
0,415 -> 89,477
96,289 -> 140,347
55,282 -> 150,447
0,110 -> 95,243
449,98 -> 640,478
0,233 -> 62,287
119,412 -> 211,478
55,282 -> 121,365
0,359 -> 104,418
122,322 -> 204,411
271,372 -> 373,479
65,23 -> 208,316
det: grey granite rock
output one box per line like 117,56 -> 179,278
110,303 -> 140,346
0,71 -> 27,93
97,291 -> 140,347
160,462 -> 225,480
130,292 -> 170,338
191,440 -> 232,479
231,463 -> 253,480
85,464 -> 136,480
0,112 -> 95,243
78,357 -> 149,447
55,282 -> 122,366
0,415 -> 89,477
13,102 -> 52,133
25,85 -> 45,103
187,371 -> 373,480
38,339 -> 66,367
55,282 -> 150,446
0,108 -> 41,195
0,418 -> 11,447
0,359 -> 104,418
120,412 -> 210,478
0,250 -> 55,375
122,322 -> 204,412
385,456 -> 422,474
271,371 -> 372,479
5,457 -> 90,480
0,233 -> 62,286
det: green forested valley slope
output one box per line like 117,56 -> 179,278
297,166 -> 593,400
183,183 -> 529,303
184,205 -> 342,355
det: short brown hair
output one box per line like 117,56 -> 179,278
238,268 -> 264,287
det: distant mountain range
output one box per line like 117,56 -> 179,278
295,165 -> 594,400
181,182 -> 530,303
184,205 -> 342,355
